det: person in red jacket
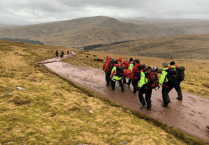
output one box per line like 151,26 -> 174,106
118,58 -> 123,66
103,56 -> 111,86
131,59 -> 141,93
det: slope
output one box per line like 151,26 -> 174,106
92,33 -> 209,60
1,16 -> 209,47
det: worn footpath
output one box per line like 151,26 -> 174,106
39,52 -> 209,142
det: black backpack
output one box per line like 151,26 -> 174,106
176,66 -> 185,82
115,65 -> 123,77
166,68 -> 178,83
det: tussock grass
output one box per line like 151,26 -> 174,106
63,49 -> 209,99
0,40 -> 206,144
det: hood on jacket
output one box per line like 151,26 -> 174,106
118,58 -> 123,62
135,63 -> 141,67
106,57 -> 111,61
114,63 -> 119,67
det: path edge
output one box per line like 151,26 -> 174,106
41,63 -> 207,145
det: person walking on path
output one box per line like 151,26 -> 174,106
158,62 -> 171,107
60,50 -> 64,58
131,59 -> 141,93
103,56 -> 111,86
110,60 -> 124,92
124,58 -> 134,86
55,50 -> 59,58
169,61 -> 183,100
137,65 -> 153,110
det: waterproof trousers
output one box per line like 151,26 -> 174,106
138,87 -> 152,109
105,72 -> 111,86
162,82 -> 182,106
111,79 -> 124,91
132,79 -> 140,93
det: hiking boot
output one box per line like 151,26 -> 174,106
206,126 -> 209,129
132,90 -> 136,93
140,104 -> 146,109
161,104 -> 168,107
111,88 -> 115,90
176,97 -> 182,100
146,107 -> 151,110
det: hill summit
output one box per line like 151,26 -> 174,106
0,16 -> 209,47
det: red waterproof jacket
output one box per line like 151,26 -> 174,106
118,58 -> 123,66
131,63 -> 141,80
111,64 -> 119,77
103,57 -> 111,72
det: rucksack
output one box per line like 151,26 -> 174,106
176,66 -> 185,82
103,61 -> 110,72
122,61 -> 129,69
143,66 -> 159,89
115,65 -> 123,77
123,69 -> 132,78
165,68 -> 178,83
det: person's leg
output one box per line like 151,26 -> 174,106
111,79 -> 116,90
138,88 -> 146,107
132,79 -> 139,93
118,79 -> 124,92
162,86 -> 171,107
175,82 -> 183,100
105,72 -> 110,86
122,77 -> 126,85
145,89 -> 152,109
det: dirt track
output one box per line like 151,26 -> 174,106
39,53 -> 209,142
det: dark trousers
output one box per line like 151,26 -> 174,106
175,82 -> 183,99
132,79 -> 140,92
111,79 -> 124,91
105,72 -> 110,86
162,86 -> 171,106
162,82 -> 183,106
138,87 -> 152,108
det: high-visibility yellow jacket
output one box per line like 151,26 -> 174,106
139,71 -> 148,88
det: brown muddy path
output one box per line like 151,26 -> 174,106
39,52 -> 209,142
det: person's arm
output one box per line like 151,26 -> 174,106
159,71 -> 167,87
111,70 -> 115,77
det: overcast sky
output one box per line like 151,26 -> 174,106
0,0 -> 209,25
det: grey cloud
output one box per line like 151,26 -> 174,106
0,0 -> 209,25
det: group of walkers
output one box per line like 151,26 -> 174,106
55,50 -> 71,58
103,57 -> 185,110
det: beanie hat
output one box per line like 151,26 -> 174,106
170,61 -> 175,65
129,58 -> 133,62
162,62 -> 168,67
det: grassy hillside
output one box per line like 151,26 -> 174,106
63,49 -> 209,99
92,34 -> 209,60
0,40 -> 206,144
1,16 -> 209,47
